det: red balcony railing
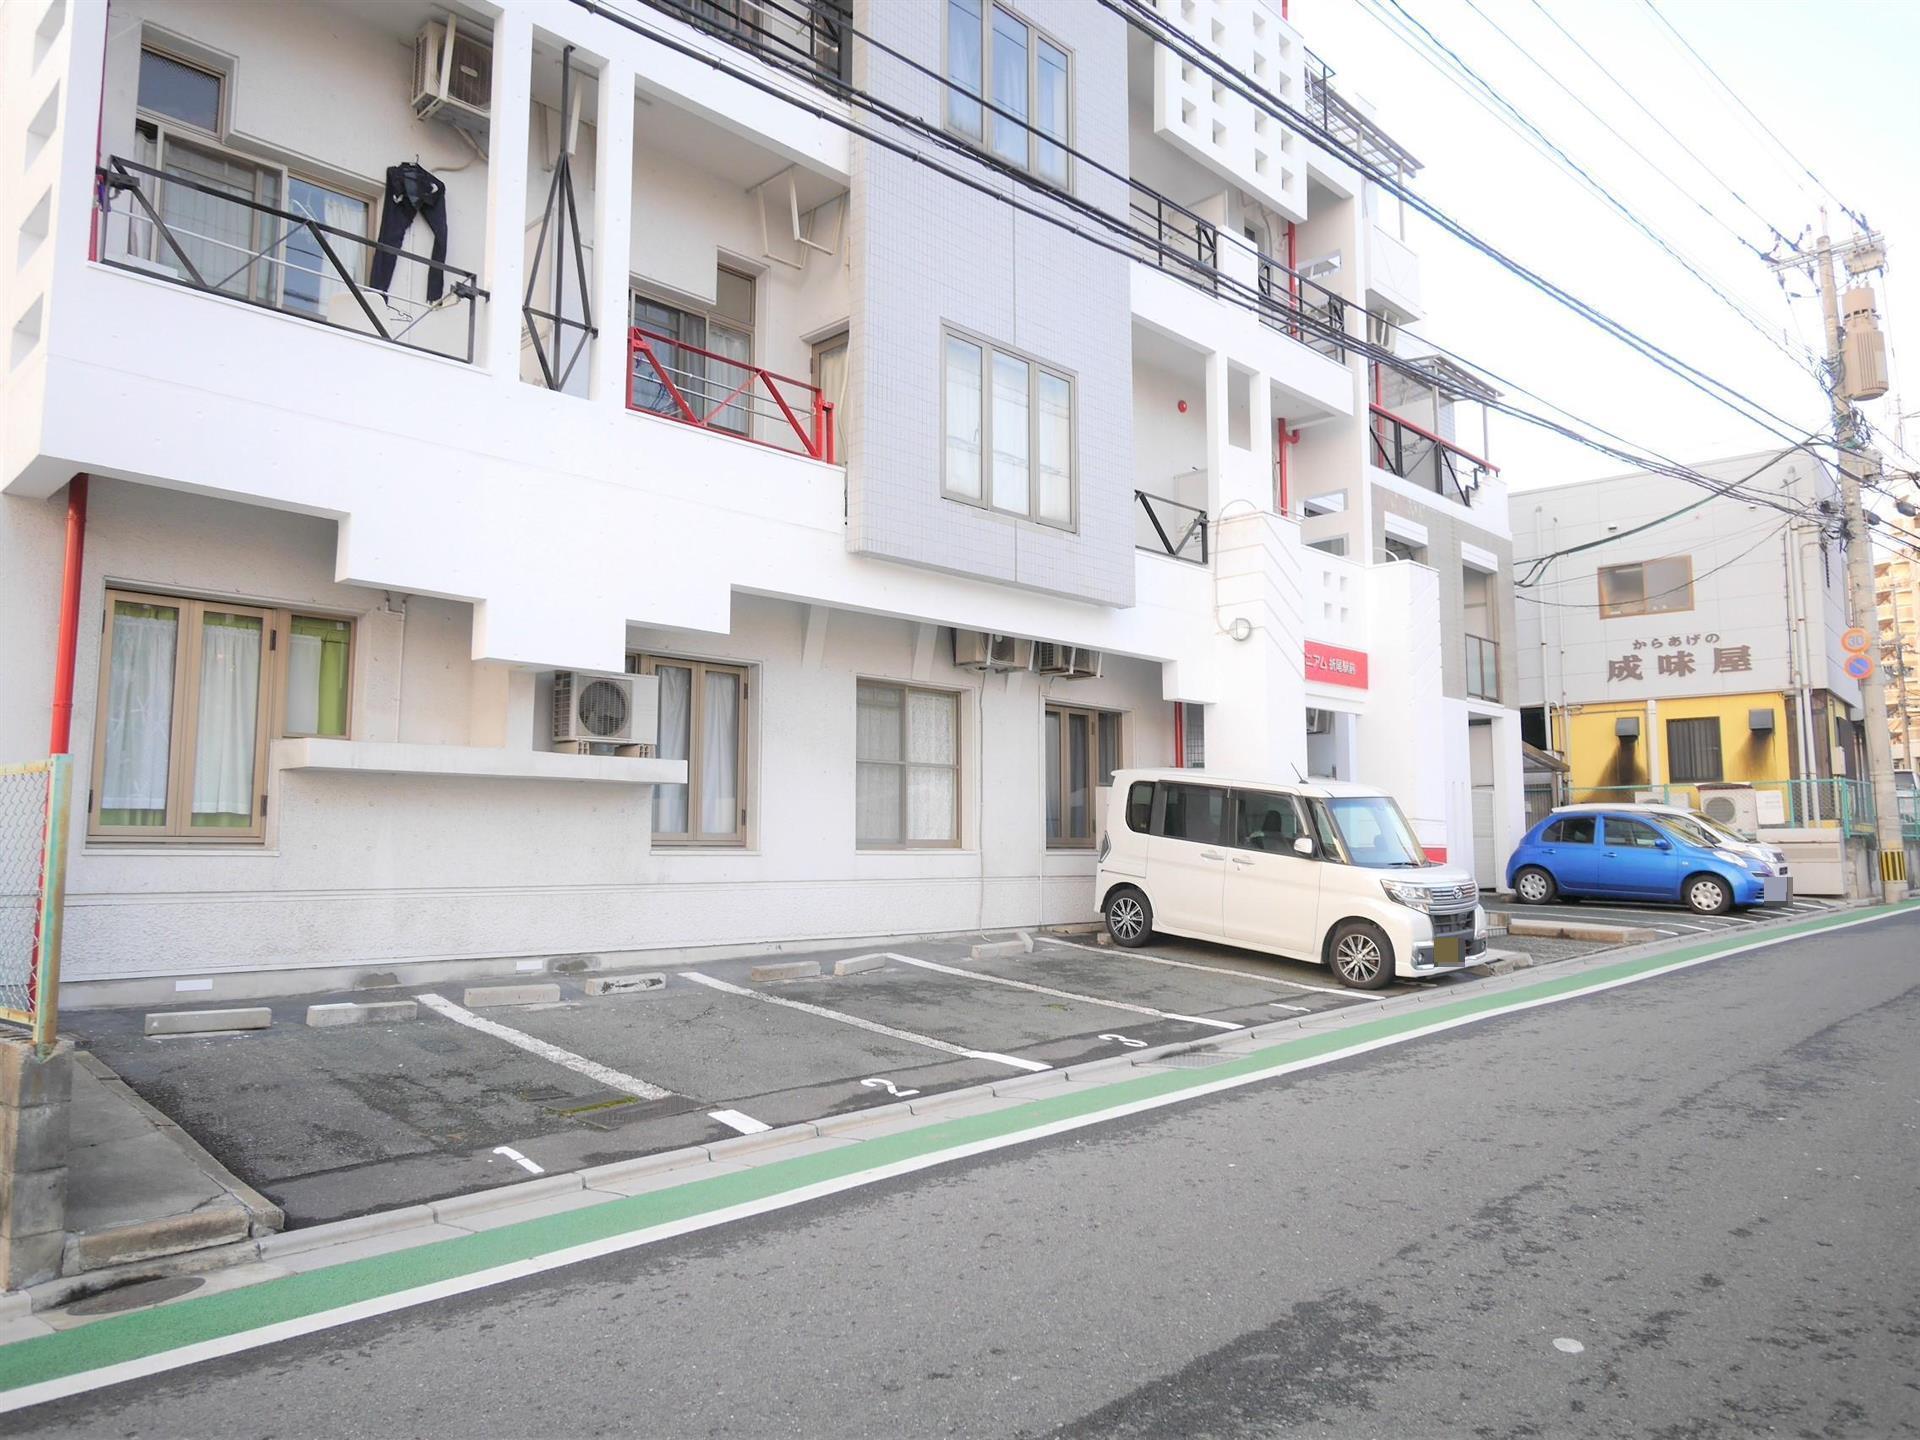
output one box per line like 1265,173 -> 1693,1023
1368,404 -> 1496,506
628,326 -> 836,462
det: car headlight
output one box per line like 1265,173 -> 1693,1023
1712,849 -> 1747,866
1380,880 -> 1432,911
1747,859 -> 1774,876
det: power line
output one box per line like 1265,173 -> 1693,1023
1103,0 -> 1829,455
1515,517 -> 1799,609
1527,0 -> 1799,253
576,0 -> 1830,530
1639,0 -> 1869,232
1369,0 -> 1812,373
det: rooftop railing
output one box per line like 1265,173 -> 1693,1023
640,0 -> 850,86
93,155 -> 484,364
1368,405 -> 1496,506
629,326 -> 836,461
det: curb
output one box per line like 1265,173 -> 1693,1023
141,1009 -> 270,1037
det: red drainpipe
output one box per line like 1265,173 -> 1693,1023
1275,419 -> 1300,515
49,475 -> 89,755
1172,702 -> 1185,768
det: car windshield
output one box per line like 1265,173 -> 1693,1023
1661,813 -> 1726,849
1323,795 -> 1426,868
1683,811 -> 1746,847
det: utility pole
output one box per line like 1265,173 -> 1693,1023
1812,222 -> 1909,900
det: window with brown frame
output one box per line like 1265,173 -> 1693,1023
627,654 -> 749,845
89,589 -> 352,841
855,682 -> 960,848
1597,556 -> 1694,617
1045,704 -> 1121,846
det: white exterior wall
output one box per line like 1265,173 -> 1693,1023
0,0 -> 1525,991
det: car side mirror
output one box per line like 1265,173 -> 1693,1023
1293,836 -> 1316,857
1654,839 -> 1672,851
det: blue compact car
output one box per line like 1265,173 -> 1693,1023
1506,809 -> 1777,914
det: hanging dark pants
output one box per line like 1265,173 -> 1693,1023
369,165 -> 449,302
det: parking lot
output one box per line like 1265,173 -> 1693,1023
68,929 -> 1530,1228
1493,892 -> 1840,939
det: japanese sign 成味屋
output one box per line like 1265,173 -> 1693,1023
1605,633 -> 1753,684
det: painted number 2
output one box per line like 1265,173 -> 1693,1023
1099,1033 -> 1147,1048
862,1077 -> 921,1098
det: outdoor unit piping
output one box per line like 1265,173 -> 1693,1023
49,475 -> 88,756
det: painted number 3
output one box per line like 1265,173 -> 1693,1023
1100,1033 -> 1147,1048
861,1077 -> 921,1098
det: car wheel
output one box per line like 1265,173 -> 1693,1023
1684,874 -> 1732,916
1329,920 -> 1394,991
1104,888 -> 1154,948
1513,866 -> 1557,905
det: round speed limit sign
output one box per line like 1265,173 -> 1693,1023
1842,626 -> 1871,654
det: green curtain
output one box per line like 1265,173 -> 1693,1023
290,615 -> 350,736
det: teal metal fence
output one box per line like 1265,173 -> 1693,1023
1564,779 -> 1878,836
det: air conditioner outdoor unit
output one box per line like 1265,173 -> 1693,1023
1632,790 -> 1665,805
1034,644 -> 1103,679
413,18 -> 493,131
1697,784 -> 1760,839
552,671 -> 657,749
952,631 -> 1034,672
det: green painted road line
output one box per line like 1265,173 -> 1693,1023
2,899 -> 1913,1404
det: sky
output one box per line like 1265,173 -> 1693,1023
1292,0 -> 1920,514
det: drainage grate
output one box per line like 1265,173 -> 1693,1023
65,1275 -> 205,1317
1133,1050 -> 1236,1071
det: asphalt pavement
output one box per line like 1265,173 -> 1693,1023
17,907 -> 1917,1436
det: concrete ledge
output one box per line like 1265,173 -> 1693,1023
812,1101 -> 914,1137
1469,949 -> 1535,978
831,955 -> 888,977
142,1008 -> 271,1036
705,1123 -> 825,1163
749,960 -> 820,983
254,1204 -> 439,1260
430,1174 -> 585,1225
1501,917 -> 1661,943
577,1145 -> 715,1189
62,1206 -> 253,1274
306,1000 -> 418,1028
583,973 -> 666,996
461,984 -> 561,1008
969,934 -> 1034,961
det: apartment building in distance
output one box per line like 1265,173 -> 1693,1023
0,0 -> 1524,1004
1514,452 -> 1875,894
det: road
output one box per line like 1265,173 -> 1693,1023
19,911 -> 1919,1437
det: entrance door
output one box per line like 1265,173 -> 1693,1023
1469,717 -> 1496,884
1146,781 -> 1229,937
1224,789 -> 1321,958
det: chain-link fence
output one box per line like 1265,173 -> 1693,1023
0,757 -> 72,1050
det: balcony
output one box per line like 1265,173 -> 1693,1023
1303,49 -> 1422,183
1129,186 -> 1218,282
629,327 -> 836,461
94,155 -> 484,363
1255,255 -> 1346,361
646,0 -> 851,87
1135,489 -> 1209,565
1369,406 -> 1496,507
1465,634 -> 1500,702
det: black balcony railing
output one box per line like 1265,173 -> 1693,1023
94,155 -> 484,363
1129,186 -> 1218,283
1369,405 -> 1495,505
1135,490 -> 1208,565
644,0 -> 851,86
1256,255 -> 1346,360
1465,634 -> 1500,702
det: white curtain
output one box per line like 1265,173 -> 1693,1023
707,323 -> 752,435
101,610 -> 178,816
856,685 -> 903,844
286,632 -> 322,735
906,691 -> 957,842
989,8 -> 1029,163
991,353 -> 1030,515
944,337 -> 983,500
653,666 -> 692,834
190,616 -> 261,823
699,671 -> 739,835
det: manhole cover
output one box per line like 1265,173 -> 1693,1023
66,1275 -> 205,1316
1133,1051 -> 1234,1070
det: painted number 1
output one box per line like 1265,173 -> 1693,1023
862,1077 -> 921,1098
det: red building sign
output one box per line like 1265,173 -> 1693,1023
1304,640 -> 1368,689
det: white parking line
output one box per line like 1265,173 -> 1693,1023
708,1109 -> 771,1135
417,993 -> 672,1101
491,1145 -> 544,1175
881,953 -> 1242,1030
682,972 -> 1051,1072
1043,935 -> 1365,999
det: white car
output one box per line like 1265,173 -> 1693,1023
1096,769 -> 1487,991
1551,802 -> 1791,899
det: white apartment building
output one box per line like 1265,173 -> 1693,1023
0,0 -> 1524,1002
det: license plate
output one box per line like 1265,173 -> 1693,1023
1762,876 -> 1789,904
1434,935 -> 1465,966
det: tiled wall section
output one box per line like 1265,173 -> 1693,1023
848,0 -> 1136,608
1373,488 -> 1518,702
